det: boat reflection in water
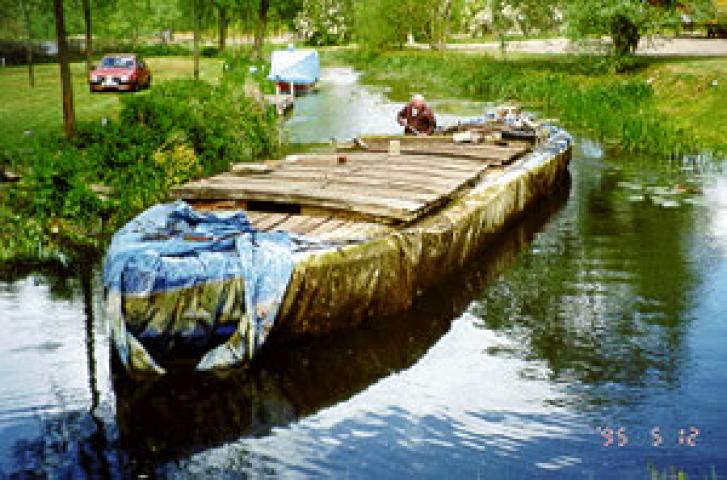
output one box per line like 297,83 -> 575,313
112,174 -> 572,468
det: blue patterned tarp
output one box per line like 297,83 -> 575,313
103,201 -> 295,374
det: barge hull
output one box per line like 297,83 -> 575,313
274,146 -> 571,337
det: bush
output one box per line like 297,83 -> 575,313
133,43 -> 191,57
2,76 -> 282,263
201,46 -> 220,57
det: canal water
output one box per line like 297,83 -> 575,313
1,67 -> 726,478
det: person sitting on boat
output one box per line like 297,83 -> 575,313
397,94 -> 436,136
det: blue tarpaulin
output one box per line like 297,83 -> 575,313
268,47 -> 319,85
103,201 -> 295,374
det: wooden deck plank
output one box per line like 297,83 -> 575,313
252,213 -> 291,231
293,215 -> 333,234
226,167 -> 459,189
276,164 -> 474,181
199,176 -> 441,204
359,136 -> 530,159
278,162 -> 478,181
173,184 -> 424,222
289,153 -> 485,172
306,218 -> 348,235
240,171 -> 459,196
203,174 -> 452,199
274,214 -> 328,233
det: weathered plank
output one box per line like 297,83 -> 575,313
200,177 -> 440,204
173,140 -> 529,224
251,213 -> 291,231
289,152 -> 485,171
173,183 -> 425,222
361,142 -> 530,161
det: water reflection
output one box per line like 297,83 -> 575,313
113,179 -> 571,473
0,265 -> 120,478
473,146 -> 699,401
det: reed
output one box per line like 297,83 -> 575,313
325,50 -> 722,158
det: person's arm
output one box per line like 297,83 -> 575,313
396,105 -> 409,126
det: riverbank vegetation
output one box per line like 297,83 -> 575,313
324,49 -> 726,157
0,59 -> 281,264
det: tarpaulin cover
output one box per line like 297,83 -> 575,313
268,48 -> 320,85
103,201 -> 295,374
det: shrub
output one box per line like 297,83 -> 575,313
133,43 -> 191,57
2,75 -> 282,263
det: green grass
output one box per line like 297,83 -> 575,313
0,56 -> 223,152
643,57 -> 726,149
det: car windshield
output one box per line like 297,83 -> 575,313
100,56 -> 134,68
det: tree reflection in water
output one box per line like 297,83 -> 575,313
471,153 -> 699,409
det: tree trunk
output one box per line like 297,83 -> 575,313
610,14 -> 640,57
53,0 -> 75,139
252,0 -> 269,60
193,0 -> 200,80
82,0 -> 92,74
21,0 -> 34,87
218,6 -> 228,52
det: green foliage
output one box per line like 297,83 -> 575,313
353,0 -> 466,49
133,43 -> 192,57
222,53 -> 276,94
201,45 -> 220,57
339,50 -> 711,158
295,0 -> 352,46
1,75 -> 282,263
353,0 -> 418,50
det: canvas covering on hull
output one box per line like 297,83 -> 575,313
268,48 -> 320,86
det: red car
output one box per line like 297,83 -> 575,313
89,54 -> 151,92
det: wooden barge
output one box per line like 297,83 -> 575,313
104,125 -> 572,375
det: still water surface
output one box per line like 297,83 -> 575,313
0,67 -> 726,478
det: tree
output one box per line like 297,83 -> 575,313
354,0 -> 419,50
252,0 -> 270,59
53,0 -> 75,138
563,0 -> 714,58
219,4 -> 228,51
192,0 -> 200,79
294,0 -> 351,46
20,0 -> 35,87
82,0 -> 92,74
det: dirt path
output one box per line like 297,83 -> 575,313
433,37 -> 727,57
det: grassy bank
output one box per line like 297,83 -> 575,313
0,57 -> 224,152
0,56 -> 280,264
323,49 -> 726,157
